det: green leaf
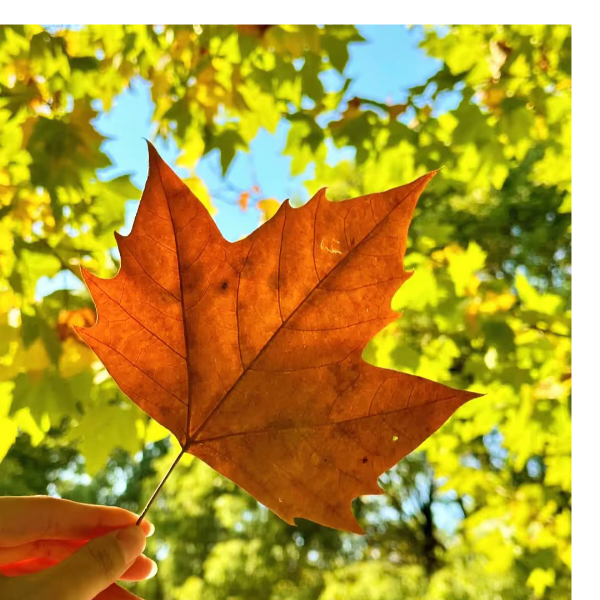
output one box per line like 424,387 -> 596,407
301,53 -> 325,102
482,320 -> 516,354
27,102 -> 110,203
205,129 -> 246,175
10,370 -> 78,428
71,400 -> 142,475
321,35 -> 350,73
88,175 -> 135,238
21,312 -> 41,348
0,81 -> 40,116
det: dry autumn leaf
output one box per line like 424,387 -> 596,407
238,191 -> 250,211
76,143 -> 480,533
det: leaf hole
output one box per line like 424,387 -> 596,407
392,435 -> 399,442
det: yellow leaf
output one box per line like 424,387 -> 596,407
59,337 -> 98,378
445,242 -> 486,296
183,178 -> 216,215
479,291 -> 516,314
176,137 -> 206,169
559,543 -> 572,569
527,568 -> 556,597
257,199 -> 281,223
0,383 -> 17,463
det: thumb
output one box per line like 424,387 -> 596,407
37,525 -> 147,600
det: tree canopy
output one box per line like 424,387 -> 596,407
0,25 -> 571,600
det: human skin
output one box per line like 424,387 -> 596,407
0,496 -> 157,599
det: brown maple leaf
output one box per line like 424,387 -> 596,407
76,143 -> 479,533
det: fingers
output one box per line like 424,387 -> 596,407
95,583 -> 144,600
0,544 -> 156,581
32,525 -> 148,600
0,570 -> 147,600
0,497 -> 153,547
0,557 -> 56,577
0,539 -> 85,565
121,555 -> 157,581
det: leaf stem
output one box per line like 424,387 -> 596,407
136,443 -> 188,525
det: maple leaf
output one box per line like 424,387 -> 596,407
238,191 -> 250,211
76,143 -> 480,533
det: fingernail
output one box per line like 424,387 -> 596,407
137,517 -> 155,537
146,521 -> 155,537
148,559 -> 158,579
116,526 -> 147,563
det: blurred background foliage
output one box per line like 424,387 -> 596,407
0,24 -> 570,600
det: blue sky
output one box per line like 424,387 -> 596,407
96,25 -> 443,240
38,25 -> 446,295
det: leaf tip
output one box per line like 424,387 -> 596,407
460,389 -> 486,406
416,169 -> 439,188
73,323 -> 91,342
79,265 -> 95,288
145,139 -> 164,169
78,267 -> 109,315
114,230 -> 126,248
346,518 -> 365,535
310,187 -> 329,204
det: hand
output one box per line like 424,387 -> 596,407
0,496 -> 156,600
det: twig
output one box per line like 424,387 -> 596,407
136,443 -> 188,525
527,324 -> 570,338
